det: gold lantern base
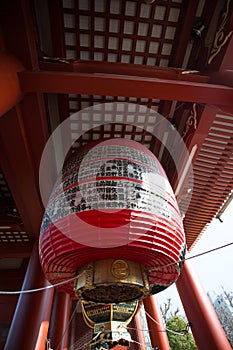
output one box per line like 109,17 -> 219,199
74,259 -> 150,303
81,300 -> 138,349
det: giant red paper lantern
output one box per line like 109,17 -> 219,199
39,138 -> 186,302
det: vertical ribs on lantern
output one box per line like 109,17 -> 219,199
39,138 -> 186,348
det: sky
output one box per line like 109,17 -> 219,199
157,198 -> 233,313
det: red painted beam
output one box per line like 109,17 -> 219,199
19,70 -> 233,106
0,95 -> 50,236
40,59 -> 209,83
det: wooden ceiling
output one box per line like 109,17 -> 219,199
0,0 -> 233,276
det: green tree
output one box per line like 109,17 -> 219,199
166,316 -> 197,350
160,298 -> 179,323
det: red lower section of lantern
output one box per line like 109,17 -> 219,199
39,209 -> 185,297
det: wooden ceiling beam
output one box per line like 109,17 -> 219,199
0,94 -> 50,237
39,59 -> 209,82
0,109 -> 43,236
19,70 -> 233,106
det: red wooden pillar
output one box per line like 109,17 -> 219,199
134,304 -> 147,349
176,260 -> 232,350
143,295 -> 170,350
69,302 -> 77,349
4,242 -> 54,350
48,291 -> 71,350
0,51 -> 24,116
35,321 -> 50,350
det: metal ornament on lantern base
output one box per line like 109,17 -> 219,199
81,299 -> 138,349
74,259 -> 150,304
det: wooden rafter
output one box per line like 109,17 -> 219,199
19,70 -> 233,106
